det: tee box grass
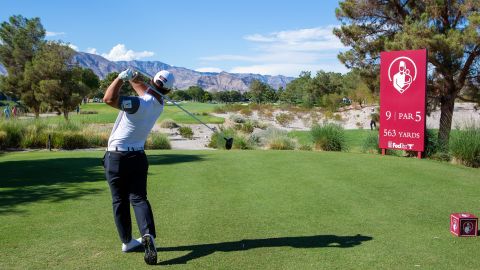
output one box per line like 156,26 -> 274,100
0,150 -> 479,269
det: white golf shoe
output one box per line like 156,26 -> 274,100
121,237 -> 142,252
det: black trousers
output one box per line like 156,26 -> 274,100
103,151 -> 156,243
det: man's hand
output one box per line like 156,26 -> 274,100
118,68 -> 135,81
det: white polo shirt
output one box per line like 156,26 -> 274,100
107,93 -> 163,151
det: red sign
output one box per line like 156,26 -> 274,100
379,49 -> 427,152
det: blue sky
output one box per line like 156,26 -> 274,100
0,0 -> 348,77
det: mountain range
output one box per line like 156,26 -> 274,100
0,52 -> 294,92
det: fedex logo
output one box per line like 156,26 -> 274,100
388,141 -> 414,150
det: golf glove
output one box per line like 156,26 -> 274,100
118,68 -> 134,81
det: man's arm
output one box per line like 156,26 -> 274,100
103,69 -> 136,109
129,75 -> 148,96
103,78 -> 123,109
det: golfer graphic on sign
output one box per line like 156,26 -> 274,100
388,56 -> 417,94
393,61 -> 413,93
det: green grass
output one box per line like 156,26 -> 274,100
289,129 -> 372,152
25,102 -> 224,125
0,150 -> 479,269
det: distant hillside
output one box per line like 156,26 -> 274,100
80,53 -> 294,92
0,52 -> 295,92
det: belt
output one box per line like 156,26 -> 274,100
107,146 -> 144,152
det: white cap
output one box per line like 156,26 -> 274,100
153,70 -> 174,89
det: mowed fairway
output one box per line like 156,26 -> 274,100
52,102 -> 225,124
0,150 -> 479,269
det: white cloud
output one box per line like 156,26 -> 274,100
244,26 -> 342,47
230,62 -> 348,77
86,48 -> 98,54
46,31 -> 65,37
68,44 -> 79,51
100,44 -> 154,61
201,25 -> 348,76
195,67 -> 223,73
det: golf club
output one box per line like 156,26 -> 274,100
133,69 -> 233,150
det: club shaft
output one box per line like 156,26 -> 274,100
135,69 -> 217,133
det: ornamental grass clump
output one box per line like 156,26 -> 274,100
179,126 -> 194,139
146,132 -> 171,149
311,123 -> 346,151
450,123 -> 480,168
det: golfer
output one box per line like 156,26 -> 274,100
103,68 -> 174,265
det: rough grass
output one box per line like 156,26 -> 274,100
0,150 -> 478,269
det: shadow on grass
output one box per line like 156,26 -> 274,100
157,234 -> 373,265
147,154 -> 205,166
0,153 -> 204,214
0,157 -> 104,214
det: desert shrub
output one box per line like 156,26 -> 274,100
362,132 -> 380,154
53,132 -> 89,150
268,136 -> 296,150
450,124 -> 480,168
323,110 -> 334,119
179,126 -> 194,139
299,144 -> 313,151
0,131 -> 7,149
230,114 -> 245,123
424,129 -> 439,157
430,152 -> 452,162
233,120 -> 263,134
209,127 -> 233,149
256,121 -> 269,130
239,107 -> 252,116
209,128 -> 255,150
160,119 -> 179,128
258,109 -> 274,119
275,113 -> 294,127
86,131 -> 109,147
311,123 -> 347,151
232,134 -> 255,150
21,123 -> 49,148
0,120 -> 24,148
146,132 -> 171,149
333,113 -> 343,121
253,127 -> 295,150
238,122 -> 255,133
56,121 -> 81,132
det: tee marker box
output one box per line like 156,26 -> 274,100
450,213 -> 478,237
